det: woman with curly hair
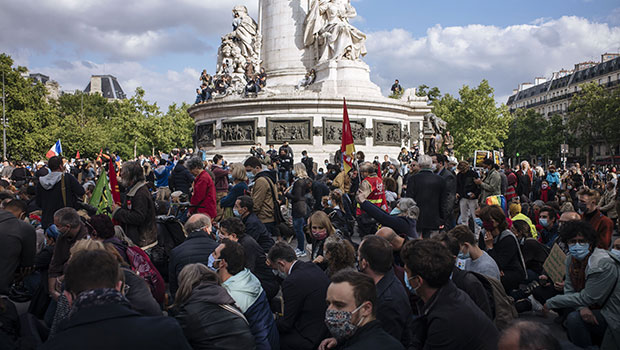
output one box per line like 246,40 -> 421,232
322,235 -> 356,278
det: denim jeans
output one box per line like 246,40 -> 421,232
279,169 -> 290,184
565,309 -> 608,348
293,217 -> 305,251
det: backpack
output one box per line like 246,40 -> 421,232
126,246 -> 165,304
471,272 -> 518,330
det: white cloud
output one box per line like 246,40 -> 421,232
365,16 -> 620,103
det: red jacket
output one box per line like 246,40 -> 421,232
584,209 -> 614,249
211,165 -> 230,193
190,170 -> 217,219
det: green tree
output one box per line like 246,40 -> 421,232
433,80 -> 511,159
416,84 -> 442,102
567,82 -> 620,165
504,109 -> 567,161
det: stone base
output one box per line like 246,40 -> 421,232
308,60 -> 382,98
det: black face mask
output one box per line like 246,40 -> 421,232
577,202 -> 588,215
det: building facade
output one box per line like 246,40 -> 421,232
506,53 -> 620,163
84,75 -> 126,100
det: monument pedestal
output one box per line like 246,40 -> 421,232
309,60 -> 382,98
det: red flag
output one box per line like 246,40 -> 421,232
340,98 -> 356,173
108,158 -> 121,205
76,150 -> 80,159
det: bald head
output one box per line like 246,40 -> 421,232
559,211 -> 581,224
359,162 -> 375,175
184,214 -> 212,233
498,321 -> 560,350
375,227 -> 403,251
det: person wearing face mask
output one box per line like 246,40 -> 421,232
400,239 -> 499,350
219,163 -> 249,219
545,221 -> 620,350
480,205 -> 528,293
474,158 -> 501,204
267,242 -> 330,350
212,239 -> 280,350
233,196 -> 274,253
577,188 -> 614,249
218,217 -> 279,302
40,249 -> 192,350
168,214 -> 219,298
383,163 -> 403,198
538,206 -> 560,248
598,181 -> 617,228
325,190 -> 354,239
318,271 -> 405,350
449,225 -> 501,281
244,156 -> 281,237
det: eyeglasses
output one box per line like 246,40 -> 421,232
567,238 -> 588,245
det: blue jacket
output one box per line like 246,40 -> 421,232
169,231 -> 218,297
546,172 -> 561,188
154,164 -> 174,188
242,213 -> 275,254
220,182 -> 249,208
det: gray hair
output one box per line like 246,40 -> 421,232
500,320 -> 561,350
120,161 -> 145,187
397,198 -> 419,220
54,207 -> 82,228
418,154 -> 432,170
186,157 -> 205,172
173,263 -> 220,306
184,213 -> 211,233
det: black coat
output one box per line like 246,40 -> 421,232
438,168 -> 456,214
40,303 -> 191,350
277,261 -> 330,350
335,320 -> 404,350
170,164 -> 194,195
238,235 -> 280,301
169,231 -> 219,297
36,172 -> 85,229
112,182 -> 157,248
286,177 -> 312,218
450,267 -> 493,320
411,281 -> 499,350
171,283 -> 256,350
405,170 -> 447,231
242,213 -> 275,253
0,211 -> 36,294
123,267 -> 161,316
375,270 -> 413,345
516,171 -> 532,198
456,169 -> 480,199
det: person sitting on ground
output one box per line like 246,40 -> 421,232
544,221 -> 620,350
169,263 -> 255,350
538,206 -> 560,248
169,214 -> 219,297
40,249 -> 191,350
480,205 -> 528,293
318,271 -> 405,350
577,188 -> 614,249
498,320 -> 561,350
449,225 -> 501,281
511,220 -> 548,280
267,242 -> 330,350
322,235 -> 356,278
508,203 -> 538,239
391,79 -> 403,95
357,235 -> 413,346
401,239 -> 499,349
308,210 -> 341,268
211,239 -> 279,350
218,217 -> 279,302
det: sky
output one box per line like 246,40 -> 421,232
1,0 -> 619,109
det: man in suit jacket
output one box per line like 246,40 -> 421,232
433,154 -> 457,230
42,249 -> 191,350
516,161 -> 532,199
405,155 -> 447,238
268,242 -> 330,350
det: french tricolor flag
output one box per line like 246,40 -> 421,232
45,140 -> 62,159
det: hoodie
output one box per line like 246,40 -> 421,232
39,171 -> 63,190
222,268 -> 263,313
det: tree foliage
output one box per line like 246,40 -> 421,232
503,109 -> 566,159
433,80 -> 511,159
416,84 -> 441,102
0,53 -> 195,161
566,82 -> 620,161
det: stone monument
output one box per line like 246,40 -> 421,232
190,0 -> 432,162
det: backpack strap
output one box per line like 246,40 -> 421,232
61,174 -> 67,207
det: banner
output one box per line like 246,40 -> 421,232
340,98 -> 356,173
108,158 -> 121,205
474,150 -> 491,168
89,172 -> 114,215
543,244 -> 567,284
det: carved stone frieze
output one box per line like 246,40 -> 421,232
322,118 -> 366,145
373,120 -> 402,146
266,118 -> 313,144
195,122 -> 215,148
221,119 -> 257,145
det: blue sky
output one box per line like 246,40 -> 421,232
1,0 -> 619,108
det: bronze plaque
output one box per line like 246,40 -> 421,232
373,120 -> 402,146
323,118 -> 366,145
195,122 -> 215,148
221,119 -> 257,145
266,118 -> 313,144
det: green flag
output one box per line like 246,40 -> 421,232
89,174 -> 114,216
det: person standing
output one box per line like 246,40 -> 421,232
169,159 -> 194,195
356,162 -> 389,237
456,161 -> 480,235
286,163 -> 313,257
0,206 -> 36,295
244,156 -> 280,237
433,154 -> 456,230
186,158 -> 217,221
474,158 -> 501,203
405,155 -> 447,238
391,79 -> 403,95
516,161 -> 533,200
211,154 -> 230,222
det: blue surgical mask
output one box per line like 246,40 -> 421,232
569,243 -> 590,260
611,249 -> 620,260
390,207 -> 401,216
207,254 -> 220,271
457,251 -> 470,260
539,218 -> 548,228
404,271 -> 417,295
291,170 -> 296,176
246,171 -> 255,182
474,218 -> 483,227
233,208 -> 241,217
327,199 -> 333,207
227,174 -> 233,181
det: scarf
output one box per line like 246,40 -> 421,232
69,288 -> 130,318
569,255 -> 591,292
540,188 -> 549,202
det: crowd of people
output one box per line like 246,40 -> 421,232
0,141 -> 619,350
194,66 -> 267,104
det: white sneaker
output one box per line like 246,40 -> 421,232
295,248 -> 307,257
529,295 -> 543,312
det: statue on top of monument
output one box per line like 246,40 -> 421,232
216,5 -> 261,76
304,0 -> 367,62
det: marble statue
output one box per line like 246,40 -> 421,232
216,6 -> 261,76
304,0 -> 367,62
